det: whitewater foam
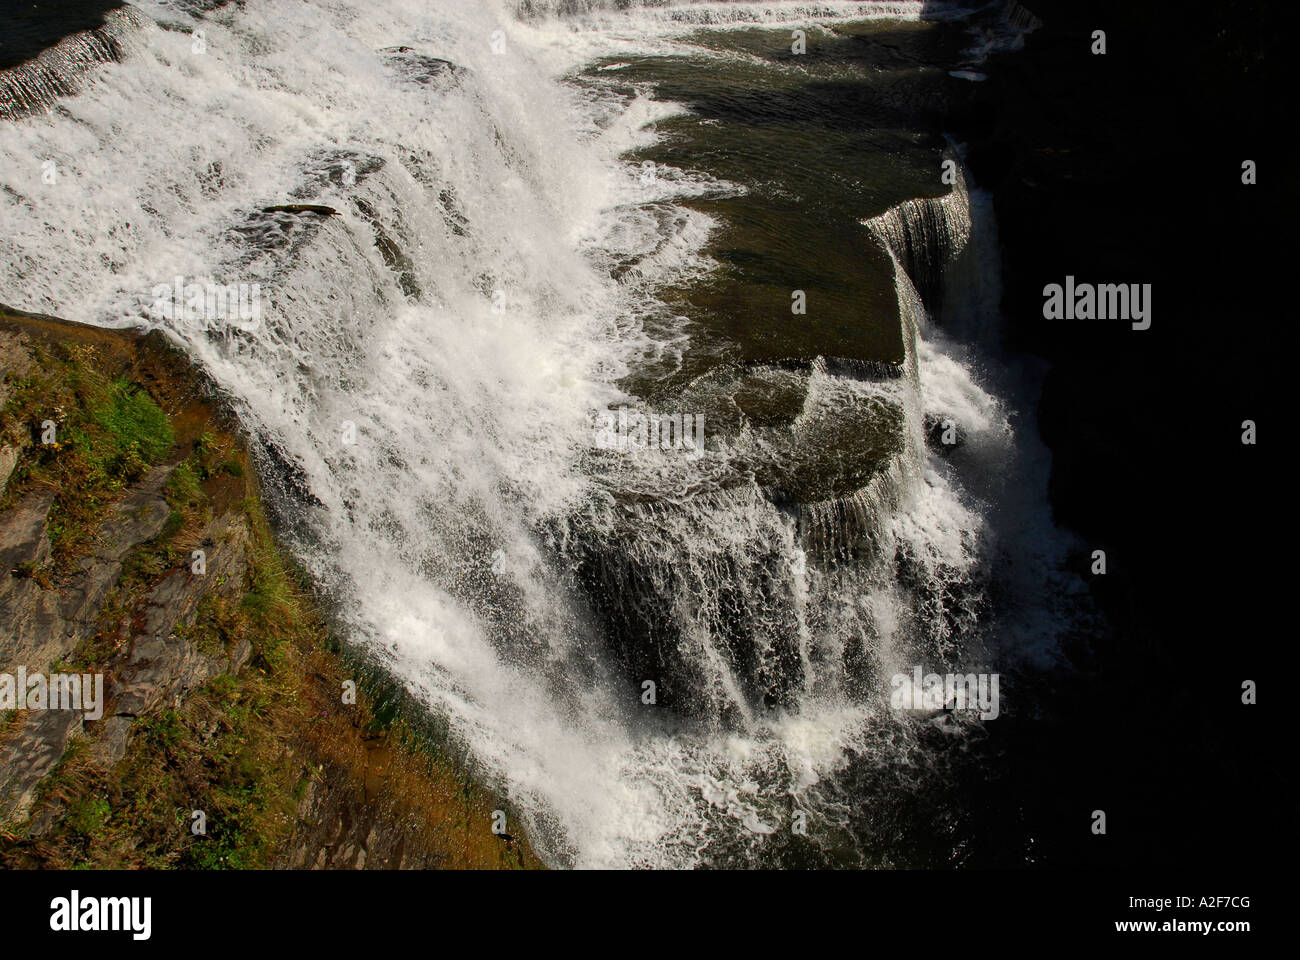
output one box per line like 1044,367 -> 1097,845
0,0 -> 1077,868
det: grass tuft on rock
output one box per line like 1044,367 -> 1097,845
1,345 -> 176,572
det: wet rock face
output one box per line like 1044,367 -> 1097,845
278,751 -> 448,870
0,469 -> 175,684
0,706 -> 81,824
380,47 -> 461,88
0,326 -> 248,824
0,329 -> 33,488
105,513 -> 252,724
0,491 -> 67,677
0,327 -> 259,825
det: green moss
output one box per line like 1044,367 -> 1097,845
139,710 -> 187,751
205,674 -> 238,699
93,377 -> 175,466
3,350 -> 178,571
193,431 -> 218,459
66,796 -> 110,838
165,461 -> 202,508
160,509 -> 185,540
241,512 -> 298,642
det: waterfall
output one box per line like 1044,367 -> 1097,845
2,0 -> 644,866
863,156 -> 972,317
1,0 -> 1054,867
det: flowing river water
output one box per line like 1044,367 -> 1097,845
1,0 -> 1092,868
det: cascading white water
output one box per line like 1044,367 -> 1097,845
0,7 -> 147,121
1,0 -> 1066,867
2,0 -> 654,867
865,166 -> 972,310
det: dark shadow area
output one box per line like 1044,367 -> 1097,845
942,0 -> 1284,868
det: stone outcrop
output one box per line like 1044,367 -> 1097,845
0,315 -> 538,868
